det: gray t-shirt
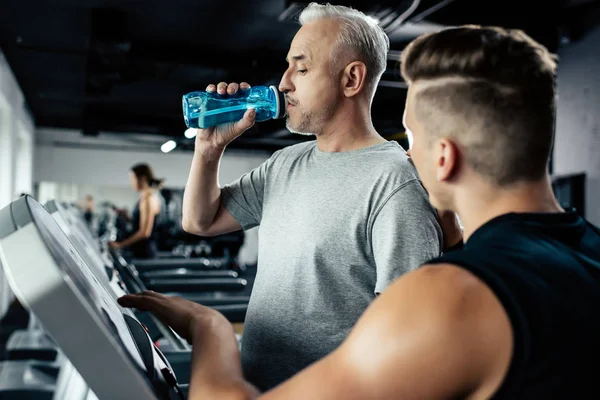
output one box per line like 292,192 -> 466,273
222,140 -> 442,390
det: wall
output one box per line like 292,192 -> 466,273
0,50 -> 35,317
35,182 -> 141,210
554,24 -> 600,226
0,54 -> 34,206
34,129 -> 270,189
34,128 -> 271,268
15,121 -> 34,196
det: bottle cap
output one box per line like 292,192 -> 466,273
270,85 -> 287,120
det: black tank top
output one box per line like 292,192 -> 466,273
129,196 -> 160,259
428,211 -> 600,399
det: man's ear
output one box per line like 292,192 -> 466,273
341,61 -> 367,98
435,138 -> 461,182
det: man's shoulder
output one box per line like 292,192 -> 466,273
361,142 -> 421,185
266,140 -> 419,183
371,142 -> 413,166
331,263 -> 512,399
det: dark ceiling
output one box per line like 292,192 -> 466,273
1,0 -> 599,152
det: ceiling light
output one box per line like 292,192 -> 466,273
161,140 -> 177,153
184,128 -> 197,139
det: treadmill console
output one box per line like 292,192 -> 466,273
0,196 -> 184,399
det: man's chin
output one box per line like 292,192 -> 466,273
289,130 -> 315,137
286,121 -> 315,136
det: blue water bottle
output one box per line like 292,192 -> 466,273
182,85 -> 287,129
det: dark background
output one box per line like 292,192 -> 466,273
1,0 -> 599,152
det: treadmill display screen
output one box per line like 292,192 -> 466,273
27,197 -> 147,372
47,203 -> 114,292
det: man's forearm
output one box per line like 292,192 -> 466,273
182,145 -> 225,232
188,315 -> 260,400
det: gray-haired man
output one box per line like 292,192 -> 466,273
181,2 -> 443,390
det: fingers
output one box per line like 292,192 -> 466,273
205,82 -> 251,94
227,82 -> 239,95
138,290 -> 163,299
118,294 -> 152,311
117,291 -> 163,311
234,108 -> 256,133
231,82 -> 251,92
217,82 -> 228,94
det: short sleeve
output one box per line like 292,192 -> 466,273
221,152 -> 280,230
371,180 -> 443,294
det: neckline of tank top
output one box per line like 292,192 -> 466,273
466,210 -> 583,244
311,140 -> 400,159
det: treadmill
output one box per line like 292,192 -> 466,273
0,196 -> 188,399
57,201 -> 249,293
51,201 -> 250,320
44,199 -> 189,351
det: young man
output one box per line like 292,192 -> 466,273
120,24 -> 600,399
179,3 -> 443,390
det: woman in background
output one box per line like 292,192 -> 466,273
109,163 -> 163,259
82,195 -> 94,226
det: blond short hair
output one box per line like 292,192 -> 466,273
401,25 -> 558,186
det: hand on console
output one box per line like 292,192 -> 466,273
117,291 -> 232,344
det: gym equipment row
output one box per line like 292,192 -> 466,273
0,196 -> 254,399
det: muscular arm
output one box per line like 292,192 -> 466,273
188,264 -> 513,400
